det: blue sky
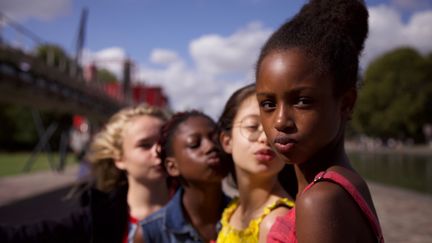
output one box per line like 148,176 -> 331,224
1,0 -> 432,118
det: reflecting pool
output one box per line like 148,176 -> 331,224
349,151 -> 432,195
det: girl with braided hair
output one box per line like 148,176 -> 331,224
140,110 -> 230,243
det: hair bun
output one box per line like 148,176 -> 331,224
256,0 -> 369,96
298,0 -> 368,54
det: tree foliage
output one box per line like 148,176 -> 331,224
34,44 -> 73,71
352,47 -> 432,143
0,44 -> 75,151
97,68 -> 118,83
0,104 -> 71,151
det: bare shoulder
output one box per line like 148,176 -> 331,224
260,206 -> 291,231
295,181 -> 361,242
297,180 -> 350,219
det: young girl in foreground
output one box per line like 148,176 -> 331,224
140,110 -> 230,243
255,0 -> 384,242
88,104 -> 171,243
216,83 -> 296,243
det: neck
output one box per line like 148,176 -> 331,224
127,177 -> 170,220
182,182 -> 223,224
295,132 -> 352,195
236,170 -> 288,214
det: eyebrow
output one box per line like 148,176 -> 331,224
241,114 -> 260,119
256,92 -> 274,97
257,86 -> 318,97
135,135 -> 158,144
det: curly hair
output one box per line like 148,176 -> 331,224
87,104 -> 171,192
256,0 -> 369,97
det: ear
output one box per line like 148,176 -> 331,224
165,157 -> 180,177
114,157 -> 127,171
340,88 -> 357,120
219,131 -> 233,154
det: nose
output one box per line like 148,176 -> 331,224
203,137 -> 218,154
274,105 -> 294,133
150,144 -> 160,161
256,126 -> 268,144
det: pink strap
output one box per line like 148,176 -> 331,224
305,171 -> 384,243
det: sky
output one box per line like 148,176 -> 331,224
1,0 -> 432,118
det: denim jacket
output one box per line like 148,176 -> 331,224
140,187 -> 230,243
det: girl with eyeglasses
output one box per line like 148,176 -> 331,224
216,83 -> 296,243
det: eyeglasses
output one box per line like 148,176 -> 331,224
232,116 -> 264,142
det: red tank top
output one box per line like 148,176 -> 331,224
267,171 -> 384,243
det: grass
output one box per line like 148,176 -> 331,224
0,152 -> 76,177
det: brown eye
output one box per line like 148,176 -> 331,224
260,100 -> 276,111
295,97 -> 314,108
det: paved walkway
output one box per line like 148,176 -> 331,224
369,181 -> 432,243
0,165 -> 79,206
0,168 -> 431,242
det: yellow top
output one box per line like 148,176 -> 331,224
217,197 -> 294,243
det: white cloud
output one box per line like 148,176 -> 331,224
150,49 -> 181,65
190,22 -> 272,76
0,0 -> 72,21
89,6 -> 432,119
362,5 -> 432,67
137,22 -> 271,118
138,51 -> 248,118
81,47 -> 128,79
403,11 -> 432,53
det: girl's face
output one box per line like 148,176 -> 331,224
222,95 -> 285,177
169,116 -> 228,184
116,115 -> 166,183
256,49 -> 350,165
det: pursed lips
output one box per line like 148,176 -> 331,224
273,135 -> 297,153
254,148 -> 276,161
206,152 -> 221,166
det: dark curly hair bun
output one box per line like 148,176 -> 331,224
298,0 -> 368,55
257,0 -> 369,96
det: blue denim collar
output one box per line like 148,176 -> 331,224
162,187 -> 231,238
163,188 -> 196,235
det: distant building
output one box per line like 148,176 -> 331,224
82,63 -> 169,108
132,83 -> 168,107
103,82 -> 169,108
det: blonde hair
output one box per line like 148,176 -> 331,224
88,103 -> 171,192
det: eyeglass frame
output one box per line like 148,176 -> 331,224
230,115 -> 265,142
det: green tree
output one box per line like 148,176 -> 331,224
353,47 -> 432,143
97,68 -> 118,83
0,103 -> 72,151
34,44 -> 72,70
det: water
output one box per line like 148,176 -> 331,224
349,151 -> 432,195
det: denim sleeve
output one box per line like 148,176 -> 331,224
141,212 -> 167,243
